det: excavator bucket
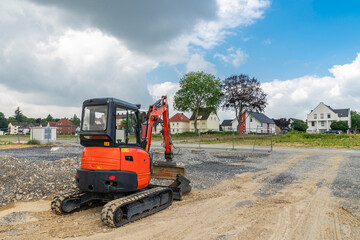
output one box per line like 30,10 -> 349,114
151,162 -> 185,180
151,162 -> 191,197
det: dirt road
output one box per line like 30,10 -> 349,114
0,147 -> 359,239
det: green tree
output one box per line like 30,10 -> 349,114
14,107 -> 24,122
330,121 -> 349,132
351,111 -> 360,133
0,112 -> 8,130
45,114 -> 54,122
174,71 -> 222,132
8,117 -> 17,123
291,120 -> 308,132
26,118 -> 36,123
70,114 -> 81,126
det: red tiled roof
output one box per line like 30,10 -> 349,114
170,113 -> 189,122
55,118 -> 75,127
116,114 -> 126,119
48,121 -> 57,127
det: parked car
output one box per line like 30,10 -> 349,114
325,130 -> 339,134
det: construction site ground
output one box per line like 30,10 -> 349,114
0,145 -> 359,239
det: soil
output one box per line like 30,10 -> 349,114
0,146 -> 360,239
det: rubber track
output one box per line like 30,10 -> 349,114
101,187 -> 172,227
51,189 -> 85,215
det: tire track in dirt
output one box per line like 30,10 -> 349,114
268,154 -> 360,240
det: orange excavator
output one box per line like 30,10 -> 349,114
51,96 -> 191,227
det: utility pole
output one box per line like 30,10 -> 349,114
198,129 -> 201,148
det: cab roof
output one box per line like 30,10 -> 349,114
83,98 -> 140,111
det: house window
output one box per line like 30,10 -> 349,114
321,121 -> 325,127
327,114 -> 331,118
250,117 -> 253,122
312,122 -> 315,126
320,113 -> 324,119
172,123 -> 174,126
177,129 -> 178,132
177,122 -> 179,126
314,114 -> 317,119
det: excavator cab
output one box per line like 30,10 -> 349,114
80,98 -> 142,148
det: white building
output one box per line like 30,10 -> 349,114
220,120 -> 233,131
189,109 -> 220,132
8,122 -> 34,135
232,112 -> 276,134
307,102 -> 351,133
170,113 -> 190,134
30,127 -> 57,144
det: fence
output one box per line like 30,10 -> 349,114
171,127 -> 275,152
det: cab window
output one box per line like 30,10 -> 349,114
82,105 -> 108,131
116,108 -> 138,144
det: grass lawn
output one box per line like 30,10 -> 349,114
0,134 -> 79,141
180,132 -> 360,149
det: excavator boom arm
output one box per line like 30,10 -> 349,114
144,96 -> 173,159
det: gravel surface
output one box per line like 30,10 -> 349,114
255,154 -> 327,197
0,146 -> 83,161
332,154 -> 360,218
0,145 -> 359,221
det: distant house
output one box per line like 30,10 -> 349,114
232,112 -> 276,134
189,109 -> 220,132
116,114 -> 126,128
152,119 -> 163,135
307,102 -> 351,133
8,122 -> 35,135
170,113 -> 190,134
55,118 -> 76,134
47,121 -> 57,127
220,120 -> 233,131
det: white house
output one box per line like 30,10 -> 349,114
189,109 -> 220,132
152,120 -> 163,135
8,122 -> 35,135
170,113 -> 190,134
232,112 -> 276,134
307,102 -> 351,133
220,120 -> 233,131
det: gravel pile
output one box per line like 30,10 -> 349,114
0,155 -> 80,206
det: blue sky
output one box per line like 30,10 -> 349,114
148,0 -> 360,84
1,0 -> 360,121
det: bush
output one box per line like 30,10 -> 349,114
27,140 -> 40,145
291,120 -> 308,131
330,121 -> 349,131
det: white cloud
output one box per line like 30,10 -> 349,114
214,48 -> 248,67
0,0 -> 270,118
263,53 -> 360,120
147,82 -> 180,116
186,54 -> 217,74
